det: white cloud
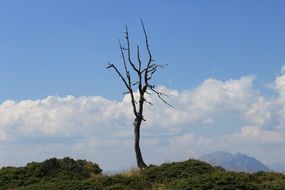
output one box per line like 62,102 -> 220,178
245,97 -> 271,127
144,75 -> 270,130
226,125 -> 284,144
0,95 -> 133,140
241,126 -> 283,143
1,69 -> 285,170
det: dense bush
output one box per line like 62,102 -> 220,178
142,159 -> 217,183
0,158 -> 284,189
0,157 -> 102,190
31,157 -> 102,179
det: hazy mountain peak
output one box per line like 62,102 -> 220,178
199,151 -> 269,173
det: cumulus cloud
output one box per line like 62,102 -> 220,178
1,67 -> 285,169
245,97 -> 271,127
0,95 -> 133,140
224,126 -> 284,144
241,126 -> 283,143
144,75 -> 271,130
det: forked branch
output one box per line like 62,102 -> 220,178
107,20 -> 173,120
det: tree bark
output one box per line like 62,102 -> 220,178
134,118 -> 147,169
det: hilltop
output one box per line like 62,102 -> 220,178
0,157 -> 284,190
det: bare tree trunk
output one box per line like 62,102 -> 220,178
134,118 -> 147,169
107,20 -> 171,169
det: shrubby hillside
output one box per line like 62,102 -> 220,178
0,157 -> 284,190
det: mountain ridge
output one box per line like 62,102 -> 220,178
199,151 -> 269,173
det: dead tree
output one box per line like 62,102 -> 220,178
107,20 -> 171,169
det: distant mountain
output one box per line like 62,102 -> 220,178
268,163 -> 285,173
199,151 -> 269,173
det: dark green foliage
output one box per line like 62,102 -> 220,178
166,172 -> 259,190
142,159 -> 216,183
15,180 -> 98,190
91,175 -> 151,190
32,157 -> 102,179
0,157 -> 102,190
0,158 -> 284,190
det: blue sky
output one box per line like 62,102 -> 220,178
0,0 -> 285,171
1,0 -> 285,101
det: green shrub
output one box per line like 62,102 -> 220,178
142,159 -> 215,183
0,158 -> 285,190
33,157 -> 102,179
92,174 -> 152,190
0,157 -> 102,189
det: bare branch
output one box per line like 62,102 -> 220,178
118,40 -> 129,78
137,45 -> 142,72
106,62 -> 130,90
148,85 -> 175,109
141,19 -> 152,63
141,19 -> 153,87
136,45 -> 143,93
117,39 -> 139,117
125,26 -> 140,75
143,98 -> 153,106
133,81 -> 139,86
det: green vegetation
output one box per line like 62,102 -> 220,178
0,157 -> 284,190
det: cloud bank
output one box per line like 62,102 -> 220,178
1,66 -> 285,170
